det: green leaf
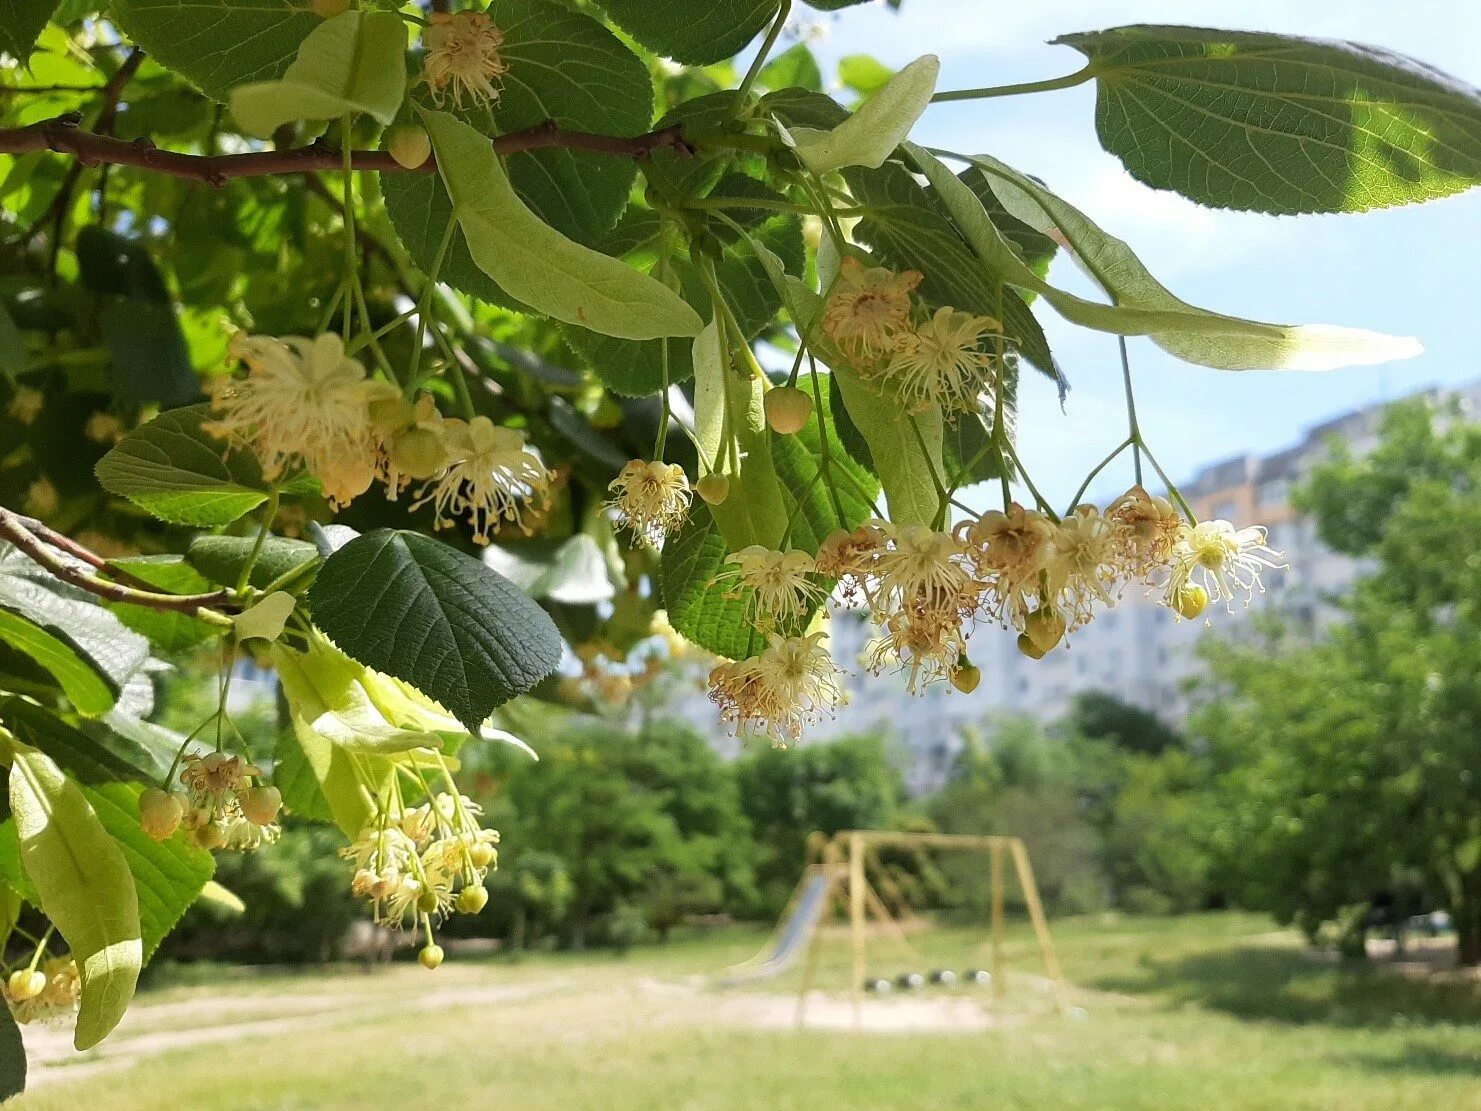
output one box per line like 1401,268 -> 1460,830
768,372 -> 879,551
659,506 -> 756,660
96,404 -> 273,527
307,530 -> 562,731
691,322 -> 788,551
1057,24 -> 1481,214
108,556 -> 217,652
923,147 -> 1425,371
594,0 -> 778,66
837,54 -> 894,98
420,109 -> 704,341
759,44 -> 822,93
789,54 -> 938,174
0,697 -> 169,786
187,534 -> 318,591
109,0 -> 321,102
0,550 -> 150,718
0,305 -> 23,382
229,10 -> 406,138
85,782 -> 213,963
8,745 -> 142,1051
0,997 -> 22,1103
100,299 -> 198,408
0,0 -> 60,63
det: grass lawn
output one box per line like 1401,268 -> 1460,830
12,912 -> 1481,1109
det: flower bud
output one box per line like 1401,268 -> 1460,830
238,785 -> 283,827
369,393 -> 414,433
419,943 -> 445,970
456,885 -> 489,914
1024,610 -> 1066,654
389,427 -> 448,480
385,124 -> 432,170
764,386 -> 813,435
696,474 -> 730,506
417,890 -> 440,914
1016,633 -> 1046,661
468,842 -> 496,869
1172,583 -> 1209,620
192,823 -> 226,851
310,0 -> 350,18
7,969 -> 46,1003
950,662 -> 981,694
138,788 -> 184,842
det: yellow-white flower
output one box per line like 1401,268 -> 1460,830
718,545 -> 826,629
607,459 -> 691,547
883,307 -> 1000,412
6,387 -> 43,426
423,10 -> 508,109
874,523 -> 977,611
1166,519 -> 1283,610
960,502 -> 1054,628
6,958 -> 80,1025
1107,485 -> 1182,580
1044,505 -> 1121,628
814,523 -> 889,601
709,633 -> 842,744
415,417 -> 551,544
821,257 -> 921,362
206,332 -> 379,508
84,412 -> 123,444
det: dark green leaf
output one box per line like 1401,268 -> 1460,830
0,697 -> 169,785
0,305 -> 23,381
0,0 -> 59,62
307,530 -> 562,730
0,997 -> 22,1102
108,556 -> 217,652
1058,24 -> 1481,214
595,0 -> 778,66
100,299 -> 199,408
96,404 -> 272,527
659,506 -> 757,660
187,534 -> 317,591
768,372 -> 879,551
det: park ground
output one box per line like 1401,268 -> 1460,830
10,912 -> 1481,1110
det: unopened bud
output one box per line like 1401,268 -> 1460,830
696,473 -> 730,506
7,969 -> 46,1003
468,842 -> 496,869
1172,583 -> 1209,620
419,943 -> 445,970
138,788 -> 184,842
1024,610 -> 1066,654
1016,633 -> 1046,660
389,427 -> 448,480
238,785 -> 282,827
456,885 -> 489,914
764,386 -> 813,435
950,662 -> 981,694
192,823 -> 226,851
417,890 -> 440,914
385,123 -> 432,170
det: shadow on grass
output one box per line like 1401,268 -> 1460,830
1344,1042 -> 1481,1079
1091,944 -> 1481,1029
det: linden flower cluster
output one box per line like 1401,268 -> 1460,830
422,9 -> 508,109
137,752 -> 283,852
707,491 -> 1282,743
821,258 -> 1003,413
4,956 -> 80,1026
208,332 -> 552,543
342,792 -> 497,964
607,459 -> 692,548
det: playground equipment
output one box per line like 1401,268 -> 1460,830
724,830 -> 1069,1026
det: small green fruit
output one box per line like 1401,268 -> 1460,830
764,385 -> 813,435
1016,633 -> 1046,661
238,785 -> 282,827
696,474 -> 730,506
456,886 -> 489,914
389,427 -> 448,480
950,662 -> 981,694
386,123 -> 432,170
468,842 -> 496,869
419,943 -> 445,970
138,787 -> 184,842
7,969 -> 46,1003
417,890 -> 440,914
1172,584 -> 1209,620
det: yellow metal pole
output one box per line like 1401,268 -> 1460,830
989,839 -> 1005,1001
849,831 -> 866,1027
1008,837 -> 1068,1012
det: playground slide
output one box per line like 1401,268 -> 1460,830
720,870 -> 833,984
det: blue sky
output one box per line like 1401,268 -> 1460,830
799,0 -> 1481,502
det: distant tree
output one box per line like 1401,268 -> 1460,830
1201,399 -> 1481,962
735,733 -> 901,911
1068,690 -> 1186,756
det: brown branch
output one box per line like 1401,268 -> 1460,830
0,507 -> 235,621
0,115 -> 694,187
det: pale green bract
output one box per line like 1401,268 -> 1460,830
421,109 -> 704,341
229,10 -> 407,139
7,745 -> 142,1051
691,322 -> 788,550
231,590 -> 296,643
914,146 -> 1424,372
790,54 -> 939,174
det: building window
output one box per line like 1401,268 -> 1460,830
1213,498 -> 1238,521
1258,477 -> 1290,506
